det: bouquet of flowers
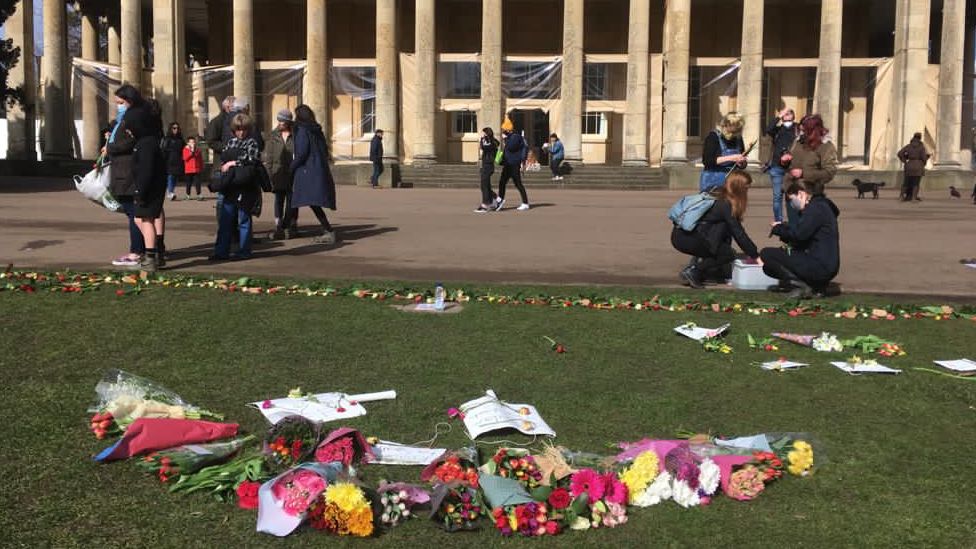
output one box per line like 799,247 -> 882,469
136,435 -> 256,483
747,334 -> 779,352
749,451 -> 785,482
264,415 -> 321,472
482,448 -> 543,489
841,335 -> 906,357
491,502 -> 561,537
314,428 -> 375,468
88,370 -> 223,430
256,462 -> 344,537
88,411 -> 122,440
562,468 -> 629,530
169,453 -> 269,503
429,483 -> 484,532
779,439 -> 815,477
663,446 -> 720,508
307,481 -> 376,537
377,482 -> 429,528
422,451 -> 480,488
726,465 -> 766,501
772,332 -> 843,352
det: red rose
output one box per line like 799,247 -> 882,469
547,488 -> 571,510
494,516 -> 508,529
236,481 -> 260,509
545,521 -> 560,535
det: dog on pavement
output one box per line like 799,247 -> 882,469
852,179 -> 885,199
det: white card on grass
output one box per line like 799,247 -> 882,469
933,359 -> 976,372
831,361 -> 902,375
459,390 -> 556,439
370,441 -> 446,466
674,323 -> 730,342
761,360 -> 808,371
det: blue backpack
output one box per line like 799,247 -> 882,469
668,193 -> 716,232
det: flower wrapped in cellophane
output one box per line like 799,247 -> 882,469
263,415 -> 321,472
256,462 -> 344,537
136,435 -> 256,482
307,481 -> 378,537
314,427 -> 375,468
421,449 -> 480,488
772,332 -> 843,352
429,482 -> 484,532
481,448 -> 543,489
663,446 -> 720,508
376,482 -> 429,528
88,369 -> 223,434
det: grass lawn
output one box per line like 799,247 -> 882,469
1,282 -> 975,548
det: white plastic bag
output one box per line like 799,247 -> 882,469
74,163 -> 122,212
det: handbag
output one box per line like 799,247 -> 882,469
494,149 -> 504,165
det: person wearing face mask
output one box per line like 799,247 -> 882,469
102,84 -> 146,269
760,179 -> 841,299
765,108 -> 798,222
783,114 -> 837,225
699,112 -> 747,192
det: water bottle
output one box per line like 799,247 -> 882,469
434,283 -> 446,311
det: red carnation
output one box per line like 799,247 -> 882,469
547,488 -> 571,510
545,520 -> 560,535
236,480 -> 260,509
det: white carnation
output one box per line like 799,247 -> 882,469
670,478 -> 701,508
698,458 -> 720,496
633,472 -> 673,507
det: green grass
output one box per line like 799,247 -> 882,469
1,286 -> 975,548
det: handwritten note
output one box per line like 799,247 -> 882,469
674,323 -> 730,342
370,441 -> 446,466
459,390 -> 556,439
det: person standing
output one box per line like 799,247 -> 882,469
103,86 -> 145,268
182,136 -> 204,199
475,127 -> 499,213
128,95 -> 167,271
496,128 -> 530,211
369,129 -> 384,188
765,108 -> 798,222
290,105 -> 338,245
699,112 -> 747,192
162,122 -> 185,200
204,95 -> 235,157
546,133 -> 565,181
211,113 -> 262,260
264,109 -> 296,239
897,132 -> 930,202
784,114 -> 837,225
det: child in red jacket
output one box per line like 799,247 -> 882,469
182,136 -> 204,199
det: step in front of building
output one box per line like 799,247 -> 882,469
400,164 -> 668,190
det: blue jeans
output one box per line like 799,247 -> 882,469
214,199 -> 252,258
166,174 -> 178,194
768,165 -> 785,222
120,199 -> 146,254
370,161 -> 384,186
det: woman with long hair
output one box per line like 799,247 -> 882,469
103,84 -> 144,268
289,104 -> 338,244
475,127 -> 499,213
672,170 -> 760,288
162,122 -> 185,200
784,114 -> 837,224
699,112 -> 747,192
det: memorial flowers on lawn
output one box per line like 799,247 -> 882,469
264,416 -> 320,472
726,465 -> 766,501
486,448 -> 543,489
308,482 -> 375,537
492,502 -> 561,537
136,435 -> 256,482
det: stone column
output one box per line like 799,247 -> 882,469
479,0 -> 503,133
935,0 -> 966,167
107,15 -> 121,65
414,0 -> 437,164
41,0 -> 71,158
152,0 -> 185,126
376,0 -> 399,169
305,0 -> 329,136
80,6 -> 100,159
622,0 -> 650,166
662,0 -> 690,164
739,0 -> 764,164
233,0 -> 255,105
5,0 -> 36,159
814,0 -> 842,137
889,0 -> 931,169
120,0 -> 141,86
560,0 -> 584,162
191,60 -> 207,136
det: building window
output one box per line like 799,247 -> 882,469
582,112 -> 606,135
505,61 -> 559,99
450,63 -> 481,98
452,111 -> 478,135
584,63 -> 608,100
688,66 -> 702,137
360,97 -> 376,135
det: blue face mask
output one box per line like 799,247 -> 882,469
116,104 -> 127,117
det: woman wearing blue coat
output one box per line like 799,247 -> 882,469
289,104 -> 338,245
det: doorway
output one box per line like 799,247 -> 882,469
508,108 -> 550,164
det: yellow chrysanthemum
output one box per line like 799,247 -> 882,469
794,441 -> 812,452
347,507 -> 375,537
325,482 -> 368,513
620,451 -> 660,503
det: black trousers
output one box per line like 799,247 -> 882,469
498,163 -> 528,203
184,174 -> 201,195
285,206 -> 331,232
759,247 -> 833,290
550,158 -> 562,177
479,162 -> 496,205
902,175 -> 921,200
273,190 -> 296,228
670,227 -> 735,278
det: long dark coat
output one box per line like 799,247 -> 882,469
289,122 -> 336,210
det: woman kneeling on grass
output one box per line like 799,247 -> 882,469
760,179 -> 840,299
671,170 -> 760,289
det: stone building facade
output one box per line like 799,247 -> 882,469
4,0 -> 974,178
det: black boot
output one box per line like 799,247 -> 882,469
680,264 -> 704,289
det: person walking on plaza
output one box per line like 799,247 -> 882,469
290,105 -> 338,245
671,170 -> 760,289
784,114 -> 837,225
369,129 -> 384,188
699,112 -> 747,192
475,127 -> 499,213
211,113 -> 262,260
496,128 -> 530,211
182,136 -> 204,199
162,122 -> 185,200
546,133 -> 565,181
897,132 -> 930,202
103,86 -> 144,268
264,109 -> 297,239
760,179 -> 841,299
765,108 -> 798,222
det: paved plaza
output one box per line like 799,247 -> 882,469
1,180 -> 973,297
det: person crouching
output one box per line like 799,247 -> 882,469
211,113 -> 262,260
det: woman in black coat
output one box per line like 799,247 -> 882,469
289,104 -> 337,245
760,179 -> 841,298
475,127 -> 499,212
162,122 -> 186,200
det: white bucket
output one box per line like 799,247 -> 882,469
731,259 -> 778,290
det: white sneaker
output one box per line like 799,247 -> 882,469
551,176 -> 558,180
517,203 -> 531,211
494,198 -> 506,211
167,192 -> 176,201
557,176 -> 564,180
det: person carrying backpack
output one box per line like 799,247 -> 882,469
670,170 -> 760,288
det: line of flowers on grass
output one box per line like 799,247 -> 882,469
1,269 -> 973,321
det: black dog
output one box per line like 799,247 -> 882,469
852,179 -> 885,199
